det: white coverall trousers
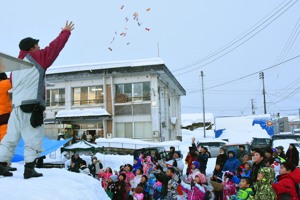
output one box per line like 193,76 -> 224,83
0,107 -> 44,163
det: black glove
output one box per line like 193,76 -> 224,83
173,159 -> 178,167
30,104 -> 45,128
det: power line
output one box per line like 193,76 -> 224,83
187,54 -> 300,94
173,0 -> 298,75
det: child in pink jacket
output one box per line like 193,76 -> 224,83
98,167 -> 113,190
222,171 -> 236,200
179,174 -> 206,200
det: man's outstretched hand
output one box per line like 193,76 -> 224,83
62,21 -> 75,32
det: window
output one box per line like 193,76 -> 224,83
46,89 -> 65,107
115,82 -> 150,103
116,123 -> 133,138
72,86 -> 104,105
134,122 -> 152,138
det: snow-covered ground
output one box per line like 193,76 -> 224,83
0,114 -> 275,199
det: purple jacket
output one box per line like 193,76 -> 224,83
179,182 -> 205,200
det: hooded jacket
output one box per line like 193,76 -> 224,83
222,150 -> 241,174
179,181 -> 205,200
133,158 -> 142,174
253,167 -> 277,200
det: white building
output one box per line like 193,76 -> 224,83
44,58 -> 186,142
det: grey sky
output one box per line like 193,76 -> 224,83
1,1 -> 299,117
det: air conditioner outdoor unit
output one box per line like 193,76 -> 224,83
106,133 -> 112,139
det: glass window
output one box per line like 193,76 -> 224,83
134,122 -> 152,138
46,90 -> 50,106
115,105 -> 132,115
72,86 -> 103,105
115,82 -> 150,103
116,123 -> 133,138
143,82 -> 151,101
47,89 -> 65,107
133,104 -> 151,115
73,88 -> 80,105
81,87 -> 88,105
133,83 -> 142,101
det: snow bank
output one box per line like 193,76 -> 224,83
0,163 -> 110,200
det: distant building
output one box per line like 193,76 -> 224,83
181,113 -> 214,131
44,58 -> 186,142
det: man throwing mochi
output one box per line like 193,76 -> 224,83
0,21 -> 74,179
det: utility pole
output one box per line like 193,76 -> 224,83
200,71 -> 206,138
259,72 -> 267,114
251,99 -> 255,115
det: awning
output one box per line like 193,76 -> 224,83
55,108 -> 111,123
61,139 -> 100,152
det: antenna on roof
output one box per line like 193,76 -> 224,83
157,42 -> 160,58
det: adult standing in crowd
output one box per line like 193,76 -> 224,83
0,21 -> 74,178
216,146 -> 228,169
0,73 -> 11,142
286,143 -> 299,167
166,146 -> 175,161
192,137 -> 209,175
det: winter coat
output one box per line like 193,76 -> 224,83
133,158 -> 142,174
88,162 -> 103,178
143,156 -> 154,175
230,187 -> 254,200
222,179 -> 236,200
167,178 -> 179,200
187,169 -> 207,184
253,167 -> 277,200
130,174 -> 142,189
137,181 -> 150,198
153,181 -> 163,200
154,172 -> 172,198
222,155 -> 241,174
148,173 -> 156,195
113,180 -> 126,200
133,193 -> 144,200
272,173 -> 298,200
0,79 -> 12,124
98,171 -> 112,190
122,171 -> 135,192
179,181 -> 205,200
216,153 -> 228,169
211,169 -> 223,183
106,182 -> 116,199
185,153 -> 197,174
166,158 -> 184,174
286,147 -> 299,167
277,152 -> 286,161
192,143 -> 209,173
251,161 -> 265,184
15,30 -> 71,108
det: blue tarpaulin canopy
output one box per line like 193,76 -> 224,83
12,137 -> 72,162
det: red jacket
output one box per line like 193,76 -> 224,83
272,174 -> 298,200
18,30 -> 71,69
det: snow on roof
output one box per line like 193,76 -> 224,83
55,108 -> 110,118
46,58 -> 164,74
181,113 -> 214,127
64,140 -> 99,150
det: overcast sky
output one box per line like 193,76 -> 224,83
1,0 -> 299,117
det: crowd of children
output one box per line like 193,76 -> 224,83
66,139 -> 300,200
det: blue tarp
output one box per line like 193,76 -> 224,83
252,117 -> 275,136
12,137 -> 72,162
215,129 -> 226,138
